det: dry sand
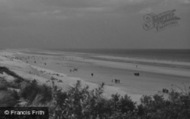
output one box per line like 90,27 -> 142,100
1,49 -> 190,102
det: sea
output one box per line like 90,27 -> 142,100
53,49 -> 190,63
22,49 -> 190,63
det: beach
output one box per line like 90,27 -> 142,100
0,49 -> 190,102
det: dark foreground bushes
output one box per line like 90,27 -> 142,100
47,80 -> 190,119
20,79 -> 52,105
1,76 -> 190,119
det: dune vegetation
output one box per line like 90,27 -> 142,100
0,66 -> 190,119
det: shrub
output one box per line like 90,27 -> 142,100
139,88 -> 190,119
0,90 -> 19,107
20,80 -> 52,105
1,74 -> 189,119
0,79 -> 8,90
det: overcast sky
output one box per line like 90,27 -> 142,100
0,0 -> 190,49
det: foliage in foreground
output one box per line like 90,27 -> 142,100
0,75 -> 190,119
49,80 -> 190,119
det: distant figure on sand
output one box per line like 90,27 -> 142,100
112,79 -> 120,83
70,68 -> 78,72
91,73 -> 94,77
134,72 -> 140,76
73,68 -> 78,72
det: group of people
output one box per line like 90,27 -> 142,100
69,68 -> 95,78
69,68 -> 78,72
112,79 -> 120,84
69,67 -> 140,85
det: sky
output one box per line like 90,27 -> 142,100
0,0 -> 190,49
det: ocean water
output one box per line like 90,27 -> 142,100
58,49 -> 190,62
24,49 -> 190,63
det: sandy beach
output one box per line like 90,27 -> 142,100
1,49 -> 190,102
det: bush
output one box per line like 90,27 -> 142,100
1,75 -> 189,119
0,79 -> 8,90
0,90 -> 19,107
48,81 -> 138,119
49,82 -> 190,119
19,80 -> 52,105
139,89 -> 190,119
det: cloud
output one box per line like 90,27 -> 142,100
0,0 -> 189,49
139,7 -> 152,14
0,0 -> 189,27
0,0 -> 150,13
0,0 -> 143,22
39,0 -> 145,7
178,0 -> 190,4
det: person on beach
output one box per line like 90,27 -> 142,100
116,79 -> 120,83
73,68 -> 78,72
113,79 -> 120,83
134,72 -> 140,76
91,73 -> 94,77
